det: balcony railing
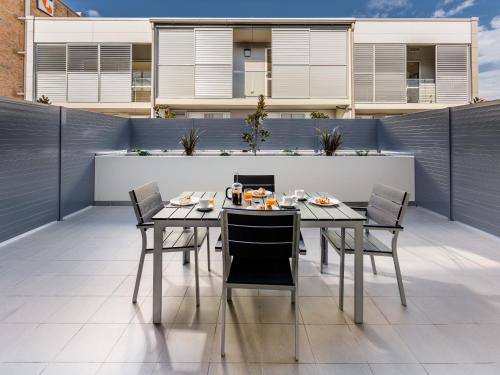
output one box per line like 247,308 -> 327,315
132,77 -> 152,102
233,70 -> 272,98
407,79 -> 436,104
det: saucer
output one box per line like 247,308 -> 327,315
196,204 -> 214,212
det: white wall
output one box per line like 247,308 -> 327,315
354,20 -> 472,44
95,155 -> 415,203
34,18 -> 152,44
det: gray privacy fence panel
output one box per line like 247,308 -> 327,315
0,98 -> 60,242
61,109 -> 130,217
378,109 -> 451,217
131,118 -> 378,151
451,101 -> 500,236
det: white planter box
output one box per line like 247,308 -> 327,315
95,155 -> 415,203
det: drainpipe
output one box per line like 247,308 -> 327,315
21,0 -> 30,99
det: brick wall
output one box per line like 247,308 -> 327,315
0,1 -> 78,99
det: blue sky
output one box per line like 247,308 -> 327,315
64,0 -> 500,99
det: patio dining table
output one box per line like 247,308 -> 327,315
151,191 -> 366,324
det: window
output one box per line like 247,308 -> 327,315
187,112 -> 231,119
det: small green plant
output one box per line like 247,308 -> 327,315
355,150 -> 369,156
36,95 -> 51,105
310,111 -> 329,119
317,127 -> 343,156
243,95 -> 270,155
130,148 -> 151,156
180,128 -> 202,156
219,150 -> 231,156
283,148 -> 300,156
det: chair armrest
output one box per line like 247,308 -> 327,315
350,206 -> 368,212
364,224 -> 404,231
136,223 -> 153,229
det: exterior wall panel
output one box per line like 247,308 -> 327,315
436,44 -> 470,103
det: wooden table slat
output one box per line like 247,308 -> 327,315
318,191 -> 366,220
313,192 -> 351,220
303,192 -> 334,220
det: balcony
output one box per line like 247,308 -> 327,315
407,79 -> 436,104
233,70 -> 272,98
131,77 -> 151,102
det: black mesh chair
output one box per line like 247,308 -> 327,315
129,182 -> 208,306
220,208 -> 301,361
216,174 -> 307,254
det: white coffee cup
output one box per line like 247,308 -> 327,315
283,195 -> 294,206
198,198 -> 210,209
295,189 -> 305,200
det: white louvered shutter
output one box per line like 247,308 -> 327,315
157,29 -> 195,98
194,28 -> 233,98
67,45 -> 98,102
35,44 -> 67,102
436,45 -> 470,103
374,44 -> 406,103
100,44 -> 131,103
354,44 -> 374,103
309,29 -> 347,98
272,29 -> 310,98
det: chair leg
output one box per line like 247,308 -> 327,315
320,230 -> 325,274
393,254 -> 407,306
295,287 -> 299,362
221,284 -> 227,357
291,291 -> 296,304
227,288 -> 232,302
370,255 -> 377,275
132,229 -> 148,304
206,227 -> 211,272
194,229 -> 200,307
339,228 -> 346,311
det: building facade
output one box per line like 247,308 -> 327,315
0,0 -> 78,99
25,17 -> 478,118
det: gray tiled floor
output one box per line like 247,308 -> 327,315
1,206 -> 500,374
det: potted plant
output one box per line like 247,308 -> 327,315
317,127 -> 343,156
242,95 -> 270,155
153,104 -> 177,118
179,128 -> 202,156
36,95 -> 51,105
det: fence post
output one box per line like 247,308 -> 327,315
448,107 -> 454,221
57,106 -> 65,221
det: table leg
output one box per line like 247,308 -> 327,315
194,227 -> 200,306
153,221 -> 163,324
353,222 -> 364,324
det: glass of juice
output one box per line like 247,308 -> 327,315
243,189 -> 253,206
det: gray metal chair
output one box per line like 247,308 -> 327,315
220,208 -> 301,361
129,182 -> 209,305
321,184 -> 409,308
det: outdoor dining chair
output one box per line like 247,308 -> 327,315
220,208 -> 301,361
129,182 -> 209,305
320,183 -> 409,308
216,174 -> 307,254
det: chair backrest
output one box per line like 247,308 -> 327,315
221,209 -> 300,260
129,182 -> 164,225
234,174 -> 275,192
366,184 -> 409,227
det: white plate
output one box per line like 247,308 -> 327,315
278,200 -> 297,208
170,196 -> 200,206
251,190 -> 272,198
308,197 -> 340,207
196,204 -> 214,212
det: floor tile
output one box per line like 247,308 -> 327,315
41,363 -> 101,375
96,363 -> 155,375
56,324 -> 127,362
370,364 -> 427,375
160,324 -> 216,362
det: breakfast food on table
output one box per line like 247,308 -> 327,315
255,204 -> 266,210
179,196 -> 192,205
252,187 -> 267,197
314,196 -> 330,205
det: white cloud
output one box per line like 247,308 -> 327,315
81,9 -> 101,17
367,0 -> 410,10
432,0 -> 475,18
479,16 -> 500,99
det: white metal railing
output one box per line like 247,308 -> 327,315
132,77 -> 151,102
407,79 -> 436,104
